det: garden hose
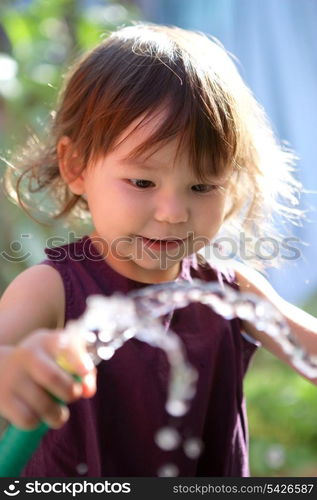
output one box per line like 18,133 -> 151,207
0,355 -> 81,477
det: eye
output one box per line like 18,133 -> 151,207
129,179 -> 155,189
191,184 -> 219,193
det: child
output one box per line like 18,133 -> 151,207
0,22 -> 316,477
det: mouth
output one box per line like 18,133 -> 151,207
137,235 -> 187,250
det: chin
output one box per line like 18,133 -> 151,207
135,259 -> 168,271
133,256 -> 177,272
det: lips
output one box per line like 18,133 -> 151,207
135,236 -> 187,253
139,236 -> 186,244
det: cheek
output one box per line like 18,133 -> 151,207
90,188 -> 147,232
119,192 -> 155,221
214,193 -> 228,219
198,197 -> 226,224
192,200 -> 226,245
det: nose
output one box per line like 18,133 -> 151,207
153,191 -> 189,224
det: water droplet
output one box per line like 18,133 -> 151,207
98,323 -> 116,342
97,345 -> 115,360
265,444 -> 285,469
85,331 -> 97,344
123,327 -> 136,340
183,437 -> 203,459
188,289 -> 201,302
165,399 -> 188,417
112,338 -> 124,350
157,463 -> 179,477
76,463 -> 88,475
203,296 -> 234,318
155,427 -> 181,450
235,301 -> 255,321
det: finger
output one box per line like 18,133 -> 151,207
1,392 -> 41,430
21,329 -> 94,377
12,346 -> 81,403
13,375 -> 70,429
80,369 -> 97,398
18,330 -> 86,402
23,351 -> 83,403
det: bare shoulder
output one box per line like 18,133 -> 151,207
230,260 -> 282,304
0,264 -> 65,344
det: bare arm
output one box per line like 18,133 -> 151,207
0,264 -> 96,429
232,261 -> 317,385
0,264 -> 65,345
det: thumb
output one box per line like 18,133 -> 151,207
81,369 -> 97,398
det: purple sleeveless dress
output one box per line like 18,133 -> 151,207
22,236 -> 257,477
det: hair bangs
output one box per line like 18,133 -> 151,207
68,28 -> 238,183
106,74 -> 237,184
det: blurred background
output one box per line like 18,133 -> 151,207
0,0 -> 316,476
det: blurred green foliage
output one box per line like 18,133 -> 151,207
245,349 -> 317,476
0,0 -> 316,478
0,0 -> 137,150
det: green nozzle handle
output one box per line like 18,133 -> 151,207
0,374 -> 81,477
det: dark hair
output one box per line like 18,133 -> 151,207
4,22 -> 302,268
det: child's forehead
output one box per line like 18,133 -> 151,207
113,109 -> 168,151
111,108 -> 186,162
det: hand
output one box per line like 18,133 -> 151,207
0,329 -> 96,430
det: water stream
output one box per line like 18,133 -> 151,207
65,279 -> 317,476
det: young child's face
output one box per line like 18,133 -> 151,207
81,111 -> 230,283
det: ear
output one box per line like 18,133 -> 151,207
57,136 -> 85,195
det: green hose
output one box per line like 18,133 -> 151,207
0,373 -> 81,477
0,421 -> 50,477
